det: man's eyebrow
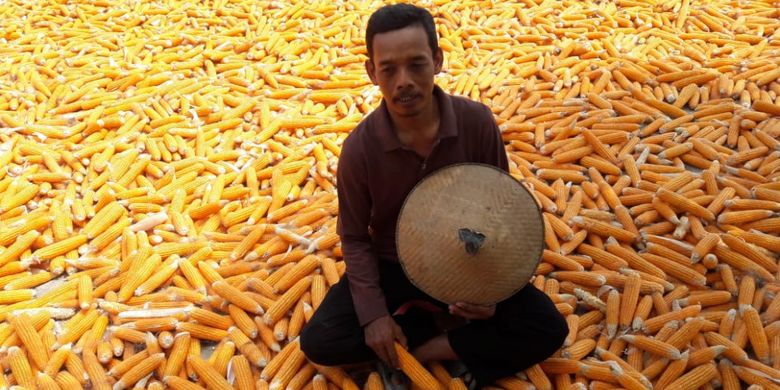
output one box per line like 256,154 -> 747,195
378,55 -> 428,66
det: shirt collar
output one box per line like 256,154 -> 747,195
374,84 -> 458,152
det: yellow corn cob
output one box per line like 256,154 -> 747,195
230,355 -> 254,390
268,343 -> 306,390
107,349 -> 150,378
117,253 -> 162,302
248,319 -> 278,355
8,313 -> 49,370
134,254 -> 179,296
114,352 -> 165,390
54,370 -> 83,389
0,289 -> 35,305
8,346 -> 36,389
570,216 -> 638,243
0,184 -> 39,213
36,372 -> 61,390
212,280 -> 264,315
176,322 -> 228,342
656,188 -> 716,221
665,363 -> 718,390
260,338 -> 299,381
164,376 -> 208,390
77,274 -> 92,310
82,347 -> 111,390
392,342 -> 444,390
228,304 -> 258,339
719,233 -> 778,274
264,276 -> 313,325
703,331 -> 749,363
32,234 -> 87,262
196,260 -> 224,284
189,307 -> 233,330
739,304 -> 771,364
618,273 -> 641,331
207,340 -> 235,378
64,349 -> 89,386
228,326 -> 267,367
0,230 -> 38,267
83,202 -> 126,239
273,255 -> 320,293
53,308 -> 99,349
187,354 -> 233,390
2,270 -> 53,290
44,343 -> 72,377
109,325 -> 147,345
310,274 -> 326,311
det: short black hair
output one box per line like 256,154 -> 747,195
365,3 -> 438,61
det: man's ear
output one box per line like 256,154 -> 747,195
365,60 -> 378,85
433,47 -> 444,74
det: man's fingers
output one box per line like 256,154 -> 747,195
370,341 -> 390,367
394,326 -> 407,349
450,303 -> 493,319
456,302 -> 488,313
396,333 -> 407,349
449,305 -> 477,319
387,341 -> 400,369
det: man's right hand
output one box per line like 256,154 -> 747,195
364,315 -> 407,369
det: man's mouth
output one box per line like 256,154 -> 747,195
396,94 -> 418,104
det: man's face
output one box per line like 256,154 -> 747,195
366,25 -> 443,119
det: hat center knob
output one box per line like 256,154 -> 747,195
458,228 -> 485,256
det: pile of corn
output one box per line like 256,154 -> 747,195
0,0 -> 779,388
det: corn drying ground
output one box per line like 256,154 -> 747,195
0,0 -> 779,389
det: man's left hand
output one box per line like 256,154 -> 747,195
448,302 -> 495,320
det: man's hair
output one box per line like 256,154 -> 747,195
365,3 -> 438,61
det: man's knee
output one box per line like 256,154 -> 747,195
505,312 -> 568,359
550,313 -> 569,347
523,287 -> 569,353
300,321 -> 370,366
300,322 -> 334,366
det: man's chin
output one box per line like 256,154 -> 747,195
389,104 -> 424,118
392,110 -> 422,118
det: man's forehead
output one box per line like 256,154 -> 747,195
371,25 -> 431,62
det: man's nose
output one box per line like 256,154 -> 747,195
396,67 -> 413,89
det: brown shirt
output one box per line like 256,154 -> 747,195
336,85 -> 509,326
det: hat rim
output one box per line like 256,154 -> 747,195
395,162 -> 545,306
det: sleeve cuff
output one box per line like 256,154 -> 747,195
352,294 -> 390,327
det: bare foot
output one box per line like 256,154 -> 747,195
411,333 -> 458,363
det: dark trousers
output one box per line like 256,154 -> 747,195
300,261 -> 568,388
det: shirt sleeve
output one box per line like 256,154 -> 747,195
480,104 -> 510,173
335,135 -> 390,326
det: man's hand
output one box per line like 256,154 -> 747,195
449,302 -> 495,320
365,315 -> 407,369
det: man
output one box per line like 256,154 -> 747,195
300,3 -> 567,388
